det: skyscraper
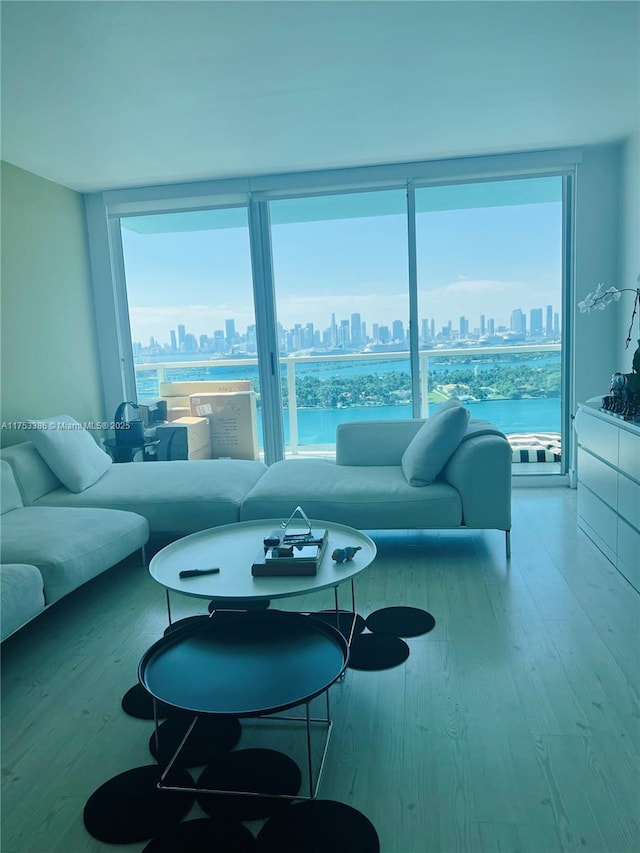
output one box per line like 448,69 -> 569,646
350,313 -> 362,347
170,329 -> 177,352
546,305 -> 553,337
392,320 -> 404,342
511,309 -> 525,336
530,308 -> 543,337
178,324 -> 186,351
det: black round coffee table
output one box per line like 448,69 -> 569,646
139,610 -> 349,799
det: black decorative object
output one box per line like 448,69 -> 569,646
347,632 -> 410,671
256,799 -> 380,852
365,606 -> 436,637
148,713 -> 241,767
602,370 -> 640,421
197,749 -> 302,821
83,764 -> 194,843
142,817 -> 257,852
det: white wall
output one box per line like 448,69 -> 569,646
0,162 -> 105,446
573,143 -> 623,409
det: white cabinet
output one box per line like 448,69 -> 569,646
575,402 -> 640,589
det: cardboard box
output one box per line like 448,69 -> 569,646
167,407 -> 191,421
160,380 -> 252,398
156,416 -> 211,461
190,391 -> 259,460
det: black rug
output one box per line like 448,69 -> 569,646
142,817 -> 257,852
83,764 -> 194,844
148,713 -> 242,768
365,606 -> 436,637
121,683 -> 175,721
209,598 -> 271,613
308,610 -> 366,637
347,632 -> 410,671
255,799 -> 380,852
197,748 -> 302,821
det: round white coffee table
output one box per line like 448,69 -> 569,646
149,519 -> 376,629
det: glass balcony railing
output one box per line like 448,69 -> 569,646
134,343 -> 562,468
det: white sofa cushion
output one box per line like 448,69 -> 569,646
241,458 -> 463,529
0,564 -> 45,641
401,405 -> 470,486
1,460 -> 24,512
27,416 -> 111,493
33,458 -> 268,535
0,506 -> 149,604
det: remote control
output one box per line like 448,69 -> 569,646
179,568 -> 220,578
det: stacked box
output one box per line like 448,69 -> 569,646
160,381 -> 253,423
155,416 -> 211,460
190,392 -> 259,460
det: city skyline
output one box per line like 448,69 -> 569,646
133,302 -> 562,357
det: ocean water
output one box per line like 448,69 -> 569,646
277,398 -> 560,446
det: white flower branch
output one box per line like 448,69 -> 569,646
578,274 -> 640,350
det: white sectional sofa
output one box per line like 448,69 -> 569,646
0,404 -> 511,637
0,460 -> 149,640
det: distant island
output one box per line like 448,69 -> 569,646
283,364 -> 561,408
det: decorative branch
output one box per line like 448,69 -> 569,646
578,274 -> 640,350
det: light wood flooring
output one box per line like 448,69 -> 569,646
1,487 -> 639,853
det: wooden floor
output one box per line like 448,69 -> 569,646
1,487 -> 638,853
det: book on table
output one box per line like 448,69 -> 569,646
251,528 -> 328,576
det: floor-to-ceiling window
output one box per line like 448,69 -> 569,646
119,206 -> 264,453
414,177 -> 564,472
96,152 -> 575,474
269,190 -> 409,455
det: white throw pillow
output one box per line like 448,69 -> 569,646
27,415 -> 112,493
401,405 -> 470,486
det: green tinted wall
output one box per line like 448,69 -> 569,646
0,162 -> 104,446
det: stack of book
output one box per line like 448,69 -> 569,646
251,528 -> 328,577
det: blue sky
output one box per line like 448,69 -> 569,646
121,180 -> 563,346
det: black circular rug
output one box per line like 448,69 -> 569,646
148,713 -> 242,768
142,817 -> 257,852
209,598 -> 271,613
308,610 -> 366,637
197,748 -> 301,821
347,632 -> 410,671
365,606 -> 436,637
255,799 -> 380,852
83,764 -> 195,843
121,683 -> 175,721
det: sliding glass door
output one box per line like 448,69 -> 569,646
415,177 -> 564,471
119,207 -> 264,454
269,190 -> 409,456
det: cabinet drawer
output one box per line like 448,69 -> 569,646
619,429 -> 640,482
578,447 -> 618,510
575,410 -> 619,466
577,485 -> 617,564
618,473 -> 640,531
618,517 -> 640,588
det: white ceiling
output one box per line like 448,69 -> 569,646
1,1 -> 639,193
